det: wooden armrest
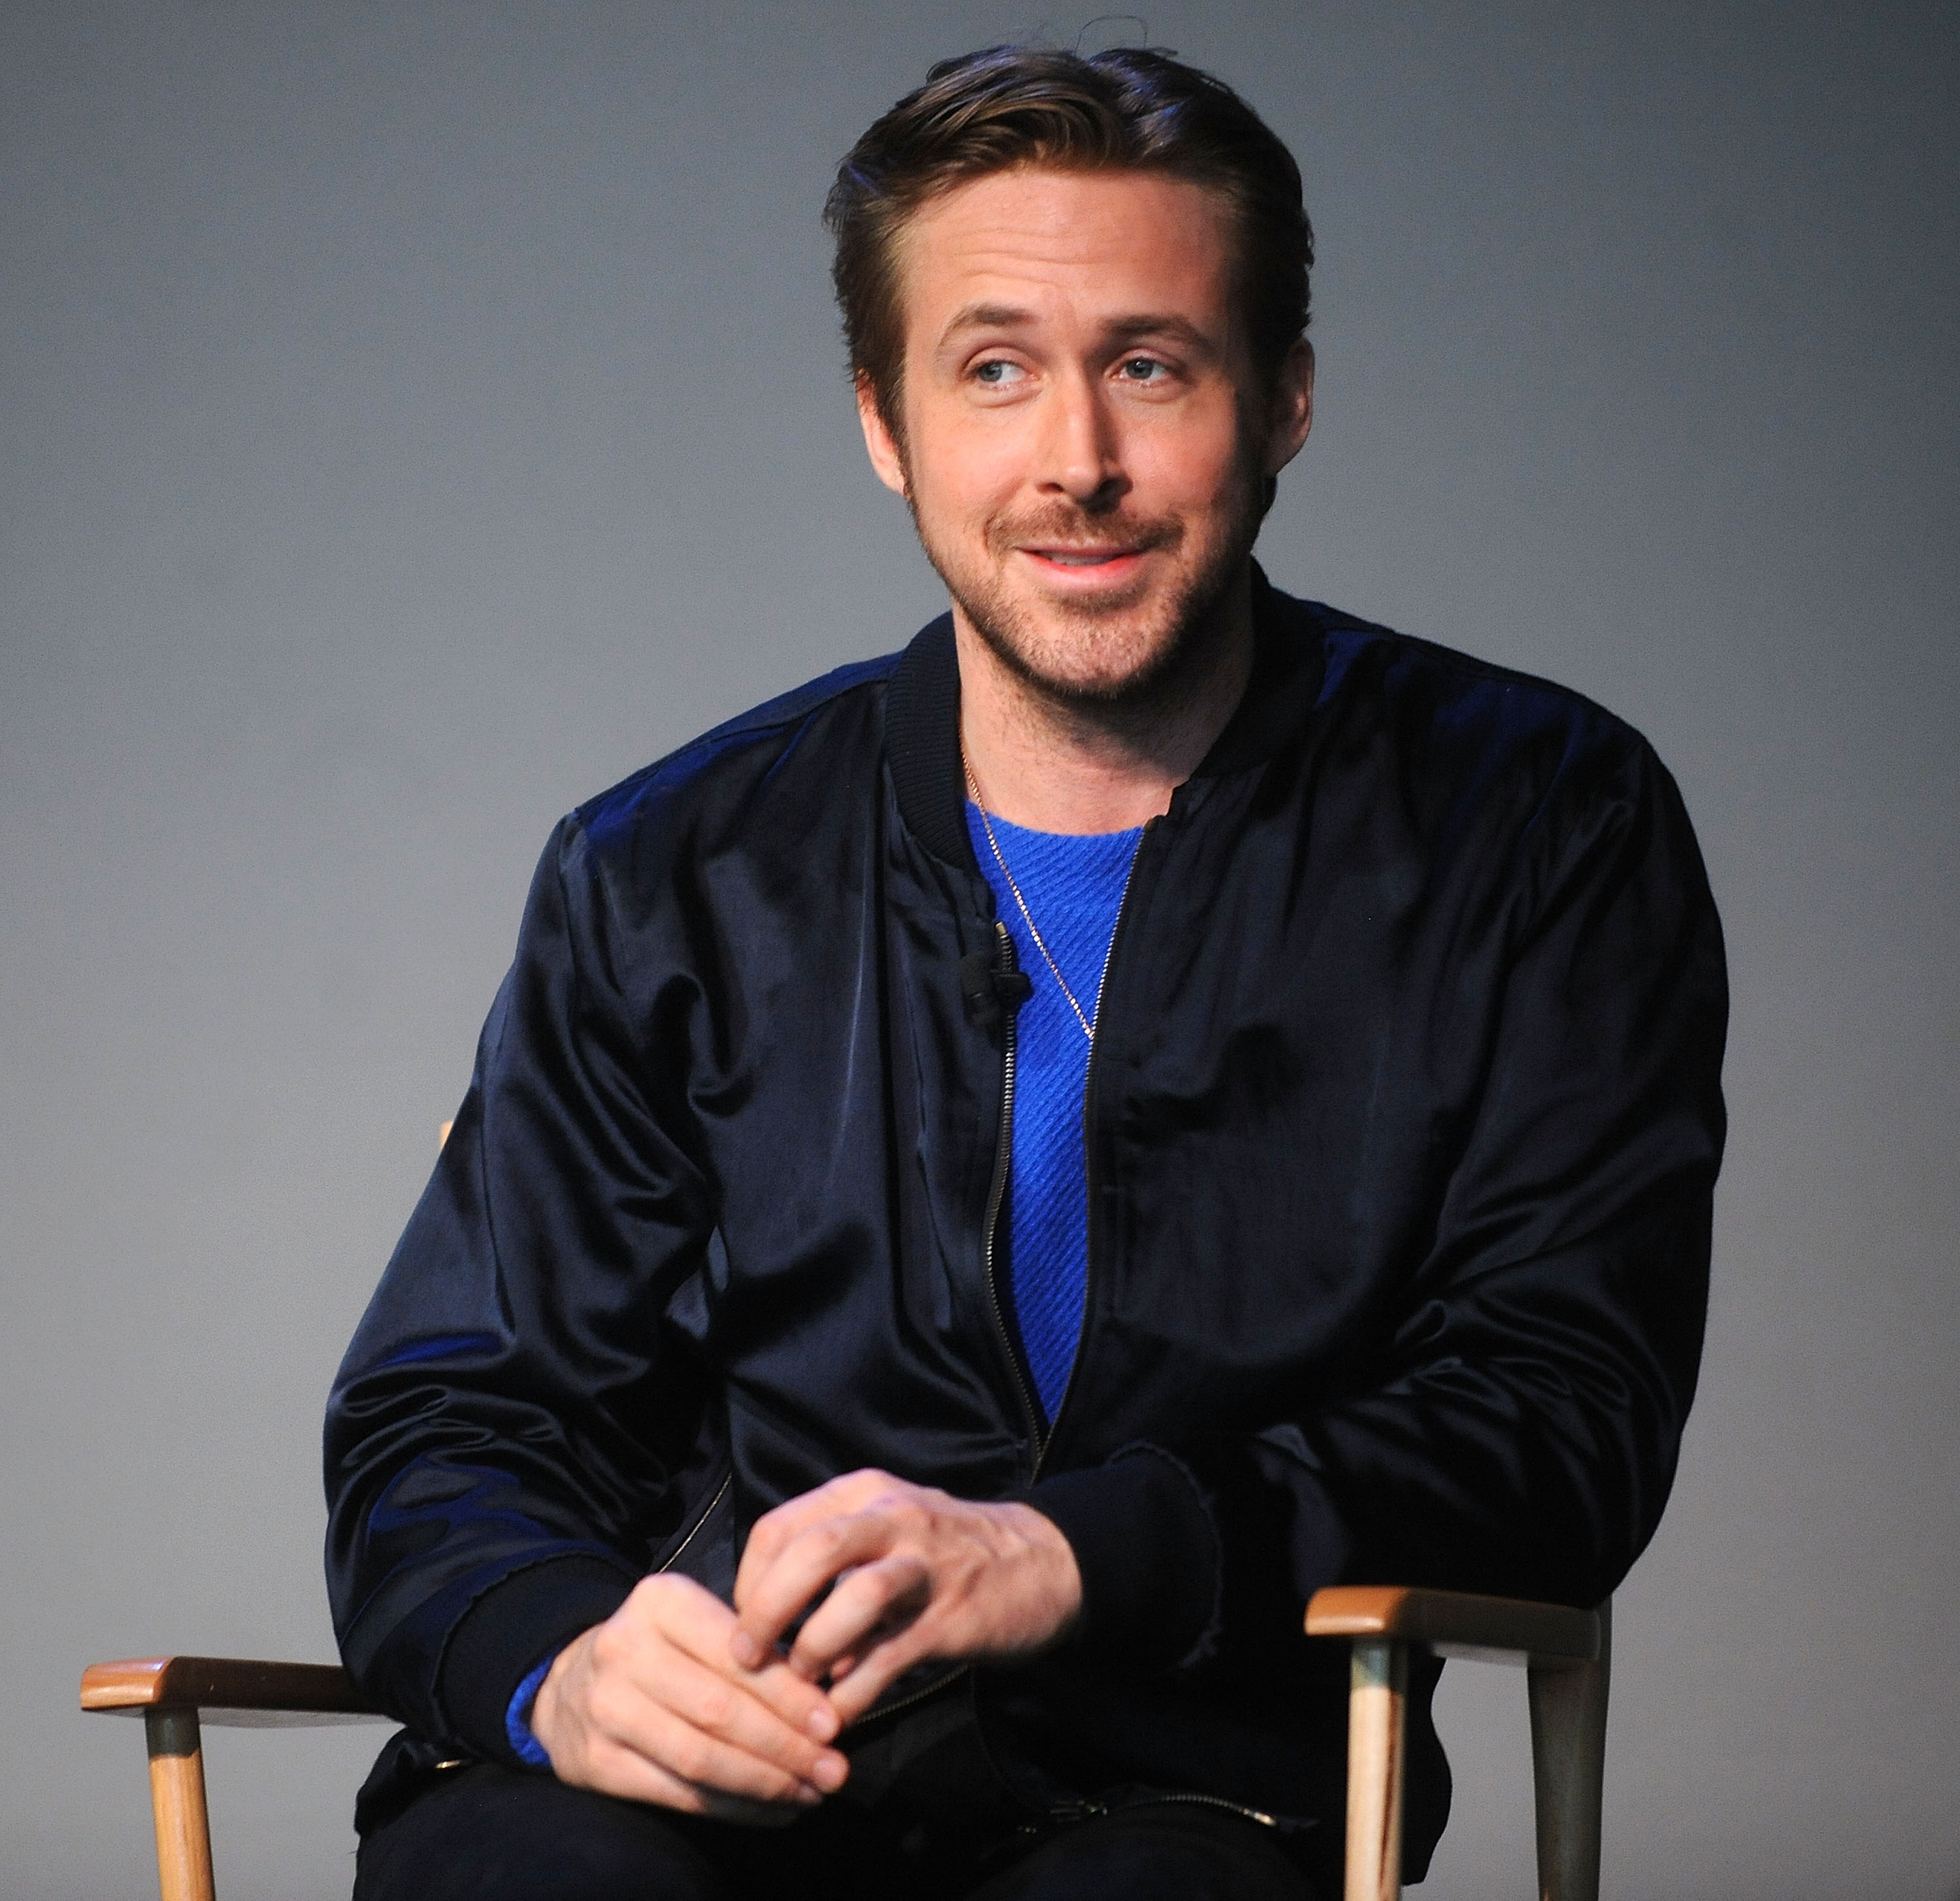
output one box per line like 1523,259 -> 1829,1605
1305,1586 -> 1600,1664
81,1656 -> 386,1727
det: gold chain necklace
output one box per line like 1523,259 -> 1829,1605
964,755 -> 1115,1044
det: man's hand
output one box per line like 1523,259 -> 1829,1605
728,1470 -> 1083,1727
529,1572 -> 851,1823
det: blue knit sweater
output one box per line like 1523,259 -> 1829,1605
965,804 -> 1143,1422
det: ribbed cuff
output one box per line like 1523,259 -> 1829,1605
1019,1445 -> 1221,1672
436,1553 -> 640,1764
504,1652 -> 559,1766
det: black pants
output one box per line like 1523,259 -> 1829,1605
353,1763 -> 1322,1901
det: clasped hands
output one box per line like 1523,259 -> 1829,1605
529,1470 -> 1082,1822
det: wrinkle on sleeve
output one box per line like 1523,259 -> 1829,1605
323,816 -> 719,1745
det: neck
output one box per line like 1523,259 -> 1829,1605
955,569 -> 1256,835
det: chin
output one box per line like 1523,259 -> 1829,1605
961,555 -> 1245,706
980,605 -> 1205,708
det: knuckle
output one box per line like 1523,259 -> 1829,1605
647,1574 -> 694,1618
645,1573 -> 691,1611
694,1683 -> 736,1733
847,1470 -> 896,1508
668,1733 -> 712,1783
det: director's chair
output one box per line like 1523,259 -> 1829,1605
82,1583 -> 1609,1901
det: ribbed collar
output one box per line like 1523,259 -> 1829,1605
885,563 -> 1328,872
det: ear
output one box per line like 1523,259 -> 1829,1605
855,373 -> 910,499
1261,339 -> 1315,477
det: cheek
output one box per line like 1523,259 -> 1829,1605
1128,418 -> 1252,514
909,418 -> 1025,523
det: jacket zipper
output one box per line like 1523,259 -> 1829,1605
863,920 -> 1035,1731
1122,1790 -> 1279,1828
876,832 -> 1166,1741
980,917 -> 1045,1457
1009,816 -> 1277,1840
847,1658 -> 969,1727
1030,816 -> 1155,1480
654,1470 -> 730,1574
1047,1789 -> 1280,1830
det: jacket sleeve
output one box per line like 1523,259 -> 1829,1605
1027,730 -> 1728,1670
323,816 -> 720,1758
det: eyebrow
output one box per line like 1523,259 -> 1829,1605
940,302 -> 1037,338
936,304 -> 1220,357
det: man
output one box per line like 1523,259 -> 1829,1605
327,44 -> 1726,1901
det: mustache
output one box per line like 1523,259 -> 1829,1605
983,506 -> 1184,557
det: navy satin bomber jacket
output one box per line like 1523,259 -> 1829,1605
324,573 -> 1727,1874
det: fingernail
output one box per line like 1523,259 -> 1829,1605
730,1630 -> 763,1670
795,1784 -> 824,1806
812,1753 -> 848,1793
805,1705 -> 839,1742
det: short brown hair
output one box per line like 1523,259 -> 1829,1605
825,44 -> 1314,429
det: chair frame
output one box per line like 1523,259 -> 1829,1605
84,1586 -> 1609,1901
81,1657 -> 384,1901
1305,1586 -> 1611,1901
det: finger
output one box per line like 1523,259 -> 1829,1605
632,1641 -> 850,1790
732,1510 -> 904,1666
574,1730 -> 817,1823
734,1470 -> 901,1608
636,1576 -> 843,1744
824,1623 -> 936,1728
604,1693 -> 836,1808
785,1553 -> 929,1682
571,1639 -> 838,1803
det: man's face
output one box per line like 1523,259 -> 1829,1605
858,165 -> 1312,709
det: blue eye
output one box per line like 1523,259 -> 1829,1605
974,360 -> 1019,384
1120,357 -> 1164,380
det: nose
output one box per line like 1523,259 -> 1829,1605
1037,369 -> 1128,510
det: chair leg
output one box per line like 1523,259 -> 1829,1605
1344,1638 -> 1407,1901
1527,1598 -> 1612,1901
144,1707 -> 216,1901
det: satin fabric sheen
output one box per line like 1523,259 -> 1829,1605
325,575 -> 1726,1873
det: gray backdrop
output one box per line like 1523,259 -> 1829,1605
4,3 -> 1955,1895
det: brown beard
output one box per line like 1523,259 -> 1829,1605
906,464 -> 1267,725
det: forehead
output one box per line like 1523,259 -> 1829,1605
894,166 -> 1239,344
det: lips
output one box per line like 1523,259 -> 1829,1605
1028,546 -> 1145,566
986,512 -> 1182,582
1012,544 -> 1162,595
